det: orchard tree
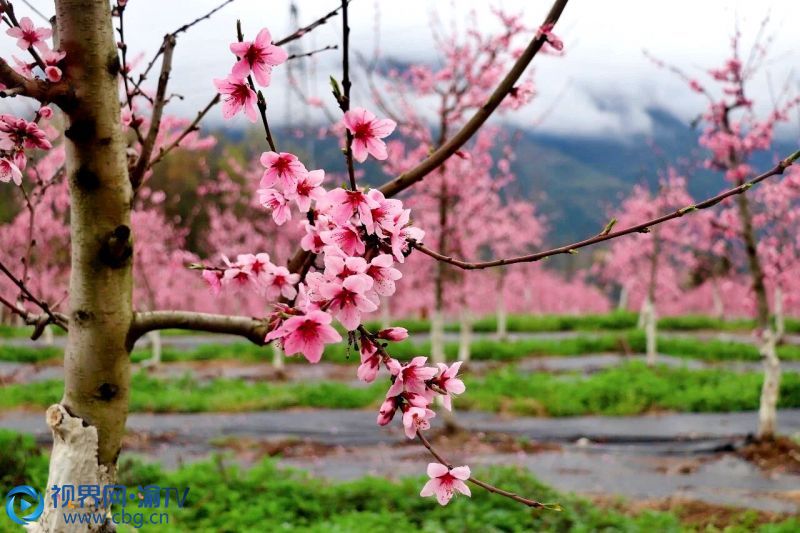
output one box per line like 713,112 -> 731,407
653,28 -> 800,439
0,1 -> 798,531
597,170 -> 696,365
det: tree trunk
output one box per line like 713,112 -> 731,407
774,286 -> 785,341
35,1 -> 134,530
617,285 -> 629,311
735,192 -> 779,440
272,341 -> 284,370
643,296 -> 658,366
379,296 -> 391,329
43,324 -> 55,346
711,278 -> 724,320
146,330 -> 162,365
457,309 -> 472,362
430,309 -> 445,365
495,272 -> 508,341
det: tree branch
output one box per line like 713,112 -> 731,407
147,94 -> 221,169
129,310 -> 268,346
416,431 -> 548,509
412,150 -> 800,270
286,0 -> 570,274
0,57 -> 68,103
377,0 -> 570,198
274,1 -> 349,46
130,33 -> 176,190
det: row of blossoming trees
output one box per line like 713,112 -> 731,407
0,0 -> 799,529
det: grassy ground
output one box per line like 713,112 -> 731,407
4,330 -> 800,365
0,430 -> 795,533
3,363 -> 799,415
2,311 -> 798,339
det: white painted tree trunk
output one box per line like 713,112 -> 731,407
711,279 -> 724,320
147,330 -> 162,365
757,328 -> 781,440
617,285 -> 629,311
457,310 -> 473,362
34,1 -> 135,530
496,296 -> 508,341
642,297 -> 658,366
272,342 -> 284,370
43,325 -> 54,346
27,406 -> 115,533
430,310 -> 445,365
774,286 -> 785,341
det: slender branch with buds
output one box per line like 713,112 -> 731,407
413,150 -> 800,270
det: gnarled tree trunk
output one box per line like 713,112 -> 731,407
34,1 -> 134,530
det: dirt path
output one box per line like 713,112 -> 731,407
2,408 -> 798,513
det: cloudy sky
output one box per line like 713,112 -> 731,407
6,0 -> 800,139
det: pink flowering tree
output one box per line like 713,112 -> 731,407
596,170 -> 697,364
2,1 -> 800,529
652,28 -> 800,439
373,10 -> 555,364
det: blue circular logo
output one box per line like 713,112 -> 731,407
5,485 -> 44,525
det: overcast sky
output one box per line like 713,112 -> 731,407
7,0 -> 800,139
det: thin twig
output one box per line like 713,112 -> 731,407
339,0 -> 357,190
274,1 -> 349,46
412,150 -> 800,270
130,33 -> 176,190
148,94 -> 221,169
0,258 -> 67,330
287,44 -> 338,61
416,432 -> 547,509
377,0 -> 570,198
130,0 -> 236,98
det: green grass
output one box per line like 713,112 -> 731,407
3,363 -> 799,416
4,330 -> 800,367
0,429 -> 795,532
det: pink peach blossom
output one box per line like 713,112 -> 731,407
420,463 -> 471,505
6,17 -> 51,51
342,107 -> 396,163
265,310 -> 342,363
213,75 -> 258,122
259,151 -> 307,189
230,28 -> 287,87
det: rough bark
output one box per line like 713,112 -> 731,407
36,1 -> 134,530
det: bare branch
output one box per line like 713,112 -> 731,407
130,310 -> 268,346
339,0 -> 357,190
274,1 -> 349,46
130,34 -> 176,189
0,259 -> 68,331
412,150 -> 800,270
148,94 -> 221,169
377,0 -> 570,198
0,57 -> 68,103
287,44 -> 338,61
